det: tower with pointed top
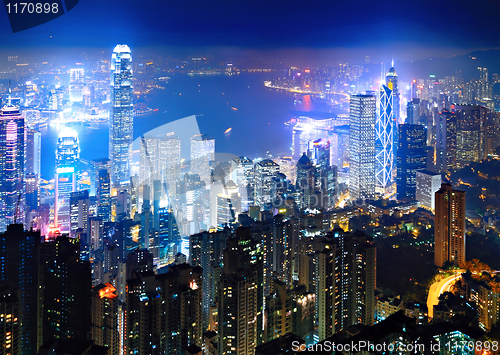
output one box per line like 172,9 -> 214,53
110,44 -> 133,187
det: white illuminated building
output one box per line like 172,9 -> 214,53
375,84 -> 394,194
55,128 -> 80,233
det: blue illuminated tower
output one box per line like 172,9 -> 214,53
0,104 -> 25,231
110,45 -> 133,187
375,85 -> 394,194
55,128 -> 80,233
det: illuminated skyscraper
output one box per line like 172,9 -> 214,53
349,94 -> 376,201
375,85 -> 394,194
254,159 -> 280,209
386,66 -> 400,176
110,44 -> 133,187
434,183 -> 466,268
0,104 -> 25,231
190,134 -> 215,185
55,128 -> 80,233
69,68 -> 84,102
396,124 -> 427,200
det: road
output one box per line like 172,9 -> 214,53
426,271 -> 464,319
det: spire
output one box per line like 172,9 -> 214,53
7,80 -> 12,106
391,58 -> 394,68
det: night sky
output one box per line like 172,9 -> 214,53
0,0 -> 499,61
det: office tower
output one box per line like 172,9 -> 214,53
110,44 -> 133,187
90,158 -> 111,196
232,156 -> 254,188
415,170 -> 442,212
189,228 -> 230,330
375,85 -> 394,194
0,104 -> 25,232
254,159 -> 280,209
349,94 -> 376,201
435,111 -> 457,173
69,68 -> 84,102
216,180 -> 240,227
55,128 -> 80,233
296,154 -> 316,210
159,133 -> 181,194
89,217 -> 104,257
26,128 -> 41,177
91,283 -> 119,355
39,236 -> 91,344
0,283 -> 22,354
217,228 -> 264,354
190,134 -> 215,185
158,207 -> 180,262
396,124 -> 427,200
0,224 -> 42,354
406,98 -> 420,124
25,173 -> 39,214
434,184 -> 466,268
453,105 -> 489,168
70,190 -> 89,239
317,229 -> 376,341
126,264 -> 203,353
97,170 -> 111,222
386,65 -> 400,123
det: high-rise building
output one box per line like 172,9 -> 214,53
375,85 -> 394,194
55,128 -> 80,233
452,105 -> 489,168
126,264 -> 203,354
109,44 -> 133,187
435,111 -> 457,173
0,104 -> 25,231
406,98 -> 420,124
295,154 -> 316,209
69,68 -> 85,102
254,159 -> 280,210
26,128 -> 41,177
0,224 -> 42,354
25,173 -> 39,214
317,229 -> 376,340
396,124 -> 427,200
0,283 -> 22,354
91,283 -> 120,355
434,184 -> 466,267
386,66 -> 400,167
97,169 -> 111,222
70,190 -> 89,239
39,236 -> 91,344
349,94 -> 376,201
90,158 -> 111,197
415,170 -> 442,212
190,134 -> 215,185
217,228 -> 264,354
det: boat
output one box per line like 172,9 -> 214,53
224,127 -> 232,134
231,107 -> 238,111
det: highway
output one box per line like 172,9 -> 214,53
426,271 -> 464,319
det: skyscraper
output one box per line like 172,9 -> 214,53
254,159 -> 280,209
396,124 -> 427,200
375,85 -> 394,194
90,158 -> 111,197
91,283 -> 120,355
0,104 -> 25,231
415,170 -> 442,212
110,45 -> 133,187
434,183 -> 466,267
317,229 -> 376,340
435,111 -> 457,173
69,68 -> 85,103
55,128 -> 80,233
190,134 -> 215,185
349,94 -> 376,201
26,128 -> 41,178
386,66 -> 400,175
70,190 -> 89,239
406,98 -> 420,124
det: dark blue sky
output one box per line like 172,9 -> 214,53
0,0 -> 499,61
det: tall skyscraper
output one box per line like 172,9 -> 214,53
349,94 -> 376,201
386,66 -> 400,175
217,228 -> 264,354
110,44 -> 133,187
97,169 -> 111,223
396,124 -> 427,200
434,183 -> 466,268
70,190 -> 89,239
90,158 -> 111,196
0,224 -> 42,354
0,104 -> 25,231
69,68 -> 85,102
190,134 -> 215,185
55,128 -> 80,233
254,159 -> 280,209
435,111 -> 457,173
406,98 -> 420,124
26,128 -> 41,177
91,283 -> 120,355
317,229 -> 376,340
453,105 -> 489,168
375,85 -> 394,194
